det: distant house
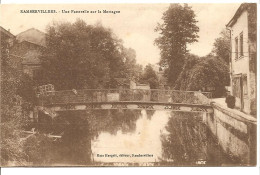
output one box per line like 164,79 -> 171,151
135,83 -> 150,90
112,78 -> 132,89
226,3 -> 257,115
112,78 -> 150,90
16,28 -> 46,47
10,28 -> 46,79
0,26 -> 15,50
0,26 -> 15,64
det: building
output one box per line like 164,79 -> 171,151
0,26 -> 15,50
226,3 -> 257,115
112,78 -> 150,90
132,83 -> 150,90
10,28 -> 46,79
111,78 -> 132,89
1,26 -> 46,80
0,26 -> 15,65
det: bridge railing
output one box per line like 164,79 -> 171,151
38,89 -> 212,106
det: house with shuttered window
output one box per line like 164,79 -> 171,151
226,3 -> 257,115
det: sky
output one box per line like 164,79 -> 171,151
0,3 -> 241,66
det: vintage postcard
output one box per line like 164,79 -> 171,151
0,2 -> 257,168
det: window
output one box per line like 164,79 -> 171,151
235,37 -> 238,60
240,32 -> 244,57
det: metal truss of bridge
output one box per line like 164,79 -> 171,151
37,89 -> 213,114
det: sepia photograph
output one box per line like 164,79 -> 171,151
0,2 -> 257,169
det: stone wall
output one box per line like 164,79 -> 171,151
205,102 -> 256,165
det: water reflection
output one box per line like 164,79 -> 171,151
92,110 -> 170,163
87,109 -> 141,135
161,112 -> 208,165
90,110 -> 235,166
33,109 -> 236,166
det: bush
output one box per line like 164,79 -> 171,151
225,95 -> 236,109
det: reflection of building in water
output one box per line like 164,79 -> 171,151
226,3 -> 257,115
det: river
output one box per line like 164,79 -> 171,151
33,109 -> 239,166
88,109 -> 236,166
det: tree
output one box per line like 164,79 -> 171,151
1,31 -> 42,166
121,48 -> 143,81
140,64 -> 159,89
211,29 -> 230,64
174,55 -> 230,97
155,3 -> 199,86
39,19 -> 135,90
174,54 -> 200,90
1,40 -> 29,165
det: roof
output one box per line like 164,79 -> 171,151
0,26 -> 15,38
226,3 -> 253,27
16,28 -> 46,47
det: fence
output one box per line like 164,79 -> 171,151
38,89 -> 212,106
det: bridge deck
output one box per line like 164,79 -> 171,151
44,101 -> 212,107
37,89 -> 213,113
43,101 -> 213,113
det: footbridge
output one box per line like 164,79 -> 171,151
37,89 -> 213,114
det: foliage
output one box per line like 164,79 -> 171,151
0,107 -> 28,166
38,19 -> 139,90
155,3 -> 199,86
175,55 -> 230,97
23,134 -> 57,165
0,34 -> 40,166
140,64 -> 159,89
121,48 -> 143,81
1,49 -> 29,166
174,54 -> 200,90
211,29 -> 230,64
